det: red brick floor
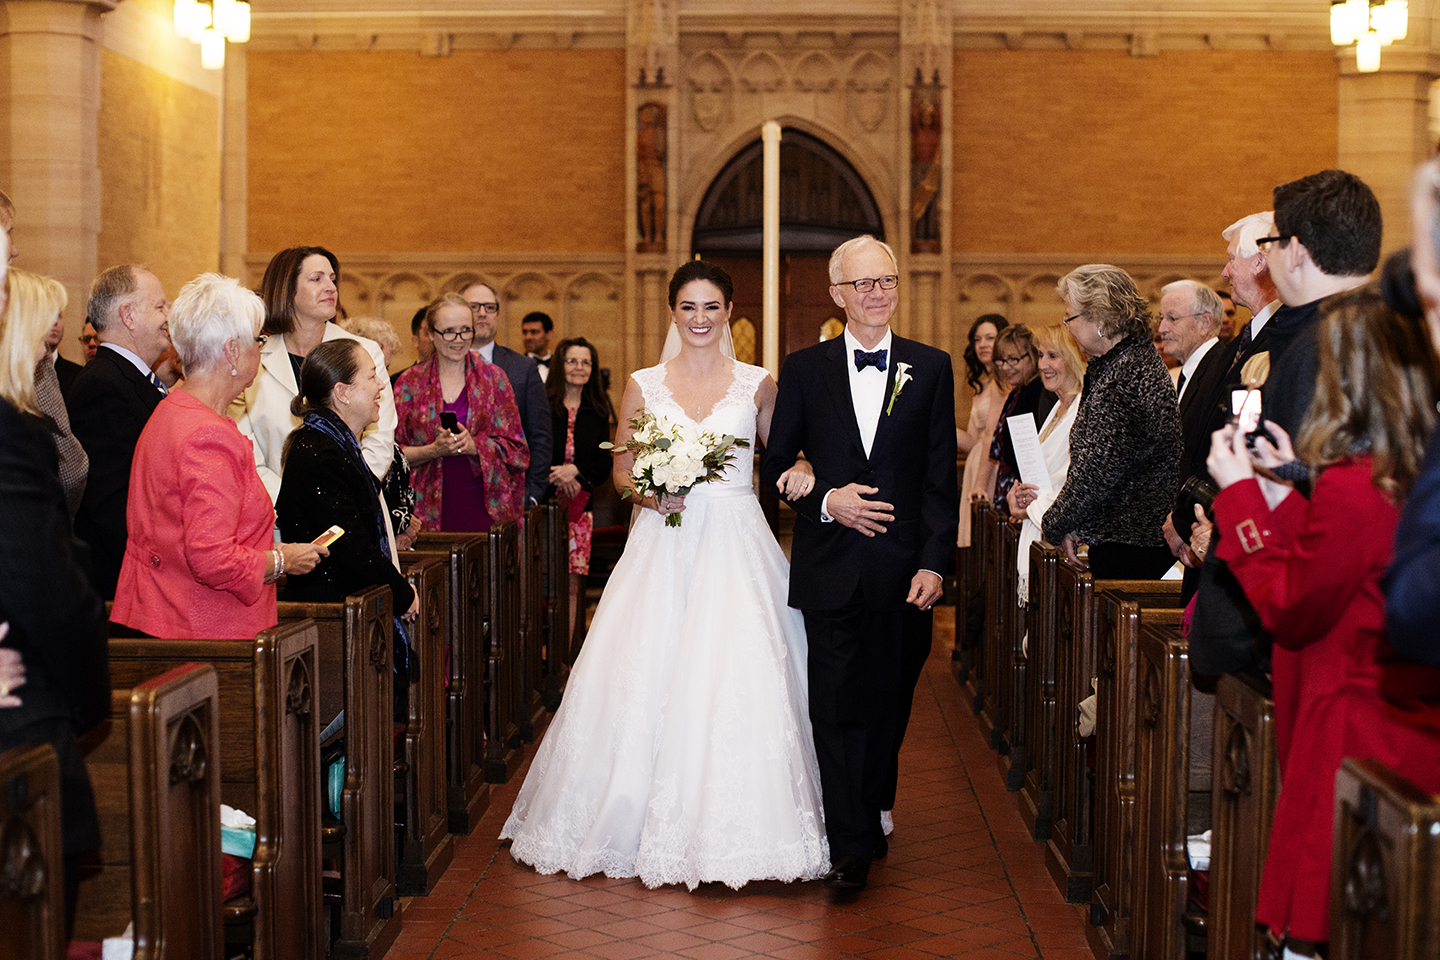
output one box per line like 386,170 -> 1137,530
385,610 -> 1092,959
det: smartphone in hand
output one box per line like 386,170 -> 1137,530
440,411 -> 459,433
312,525 -> 345,548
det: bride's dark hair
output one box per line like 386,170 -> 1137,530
668,260 -> 733,308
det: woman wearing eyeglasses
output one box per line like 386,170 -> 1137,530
1040,264 -> 1181,579
230,246 -> 397,503
985,324 -> 1047,514
393,292 -> 528,532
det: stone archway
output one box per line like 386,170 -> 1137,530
692,128 -> 885,362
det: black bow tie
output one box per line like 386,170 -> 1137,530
853,348 -> 887,372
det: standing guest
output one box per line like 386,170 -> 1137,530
407,306 -> 433,371
1217,289 -> 1238,340
1005,323 -> 1086,602
23,274 -> 87,519
543,336 -> 615,638
461,281 -> 551,505
1208,287 -> 1440,959
340,316 -> 419,549
956,314 -> 1008,547
1042,265 -> 1181,579
522,311 -> 555,382
112,274 -> 326,640
986,324 -> 1048,513
78,320 -> 99,362
45,303 -> 83,395
66,264 -> 172,599
230,246 -> 396,502
394,293 -> 528,532
0,232 -> 111,933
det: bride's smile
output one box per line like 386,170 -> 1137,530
672,280 -> 731,346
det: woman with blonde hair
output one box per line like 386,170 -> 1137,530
1005,323 -> 1086,601
1208,286 -> 1440,956
0,249 -> 111,931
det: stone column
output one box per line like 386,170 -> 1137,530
1336,48 -> 1440,257
0,0 -> 113,329
221,44 -> 247,281
900,0 -> 951,347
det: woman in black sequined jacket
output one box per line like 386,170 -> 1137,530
1042,264 -> 1182,579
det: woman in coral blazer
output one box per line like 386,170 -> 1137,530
112,274 -> 326,640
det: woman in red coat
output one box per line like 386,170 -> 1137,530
1207,287 -> 1440,956
111,274 -> 327,640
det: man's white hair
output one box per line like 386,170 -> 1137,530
1222,212 -> 1276,260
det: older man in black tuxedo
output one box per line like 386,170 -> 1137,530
762,235 -> 958,889
66,264 -> 171,598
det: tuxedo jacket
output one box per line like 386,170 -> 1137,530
65,346 -> 163,599
761,334 -> 958,611
490,344 -> 553,505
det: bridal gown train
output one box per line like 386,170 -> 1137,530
500,361 -> 830,890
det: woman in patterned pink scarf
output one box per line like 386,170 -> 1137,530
394,293 -> 528,531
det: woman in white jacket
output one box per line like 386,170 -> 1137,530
1005,322 -> 1086,603
229,246 -> 396,502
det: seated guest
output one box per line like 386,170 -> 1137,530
1207,286 -> 1440,956
394,293 -> 528,532
1042,265 -> 1181,579
230,246 -> 396,502
0,234 -> 111,932
544,336 -> 615,632
276,339 -> 418,621
111,274 -> 326,640
23,272 -> 88,520
1005,323 -> 1086,602
986,323 -> 1047,512
66,264 -> 172,599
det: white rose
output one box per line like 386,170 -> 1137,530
650,461 -> 675,491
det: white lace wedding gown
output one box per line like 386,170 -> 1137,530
500,361 -> 830,890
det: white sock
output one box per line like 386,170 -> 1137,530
1283,948 -> 1313,960
880,810 -> 893,836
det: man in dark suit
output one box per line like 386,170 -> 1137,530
461,281 -> 553,506
762,235 -> 958,889
66,264 -> 171,599
45,315 -> 84,395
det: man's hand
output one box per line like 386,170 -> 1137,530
827,483 -> 894,537
907,571 -> 943,611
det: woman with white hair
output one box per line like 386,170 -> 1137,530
111,274 -> 327,640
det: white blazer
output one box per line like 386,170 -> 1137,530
229,322 -> 397,503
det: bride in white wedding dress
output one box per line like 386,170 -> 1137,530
500,261 -> 830,890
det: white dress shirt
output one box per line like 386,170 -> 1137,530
472,340 -> 496,363
820,326 -> 892,521
1175,336 -> 1219,404
99,342 -> 161,386
1249,299 -> 1280,339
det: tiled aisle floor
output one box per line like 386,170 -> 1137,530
386,611 -> 1093,959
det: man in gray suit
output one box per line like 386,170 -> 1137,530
461,281 -> 552,505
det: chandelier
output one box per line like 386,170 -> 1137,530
1331,0 -> 1408,72
173,0 -> 250,71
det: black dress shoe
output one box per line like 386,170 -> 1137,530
823,855 -> 870,889
873,835 -> 889,860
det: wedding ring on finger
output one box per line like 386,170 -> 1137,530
0,681 -> 9,698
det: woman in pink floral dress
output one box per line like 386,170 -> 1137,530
544,336 -> 615,633
394,293 -> 528,531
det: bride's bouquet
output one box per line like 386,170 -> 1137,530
603,411 -> 750,526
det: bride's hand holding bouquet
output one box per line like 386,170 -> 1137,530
603,410 -> 750,526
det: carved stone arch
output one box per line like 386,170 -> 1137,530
1148,273 -> 1193,304
1021,273 -> 1064,304
442,272 -> 491,296
846,50 -> 893,133
375,272 -> 436,327
737,50 -> 785,94
337,272 -> 376,316
686,51 -> 733,133
564,272 -> 620,303
679,117 -> 898,259
794,51 -> 837,93
956,272 -> 1014,305
501,272 -> 559,303
564,272 -> 625,398
1019,272 -> 1067,330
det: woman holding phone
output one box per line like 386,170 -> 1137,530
393,292 -> 528,532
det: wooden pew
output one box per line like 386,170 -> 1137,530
1330,758 -> 1440,960
409,532 -> 491,834
108,622 -> 324,960
1129,620 -> 1215,960
1206,672 -> 1278,960
0,744 -> 64,960
517,506 -> 547,741
995,518 -> 1028,789
962,499 -> 990,713
395,555 -> 455,895
484,521 -> 525,783
1089,581 -> 1183,957
74,663 -> 224,958
978,505 -> 1008,744
1020,540 -> 1061,840
539,501 -> 571,709
276,587 -> 401,960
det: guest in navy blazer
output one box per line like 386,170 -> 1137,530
461,281 -> 553,505
66,264 -> 173,599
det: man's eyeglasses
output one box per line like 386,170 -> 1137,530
78,334 -> 98,346
835,275 -> 899,293
467,302 -> 500,315
434,326 -> 475,342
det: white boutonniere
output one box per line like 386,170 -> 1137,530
886,362 -> 913,416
